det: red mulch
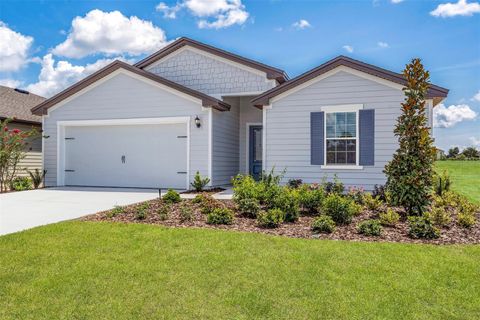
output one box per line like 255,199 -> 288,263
83,199 -> 480,245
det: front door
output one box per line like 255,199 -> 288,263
249,125 -> 263,180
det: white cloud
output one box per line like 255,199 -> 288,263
378,41 -> 389,48
0,78 -> 22,88
391,0 -> 404,3
472,90 -> 480,102
430,0 -> 480,17
156,0 -> 249,29
470,136 -> 480,146
25,54 -> 133,97
292,19 -> 311,30
342,45 -> 354,53
52,9 -> 169,58
433,103 -> 478,128
0,21 -> 33,72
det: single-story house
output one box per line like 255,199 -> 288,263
31,37 -> 448,190
1,85 -> 45,176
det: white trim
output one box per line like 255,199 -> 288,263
321,104 -> 364,169
208,108 -> 213,186
144,46 -> 270,79
270,66 -> 404,104
215,91 -> 266,98
56,116 -> 191,189
246,122 -> 262,175
46,69 -> 203,116
426,99 -> 434,135
41,116 -> 45,183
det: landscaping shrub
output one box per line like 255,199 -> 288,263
236,198 -> 260,218
433,170 -> 451,196
162,189 -> 181,204
357,219 -> 382,236
379,208 -> 400,227
372,184 -> 387,202
28,169 -> 46,189
363,193 -> 383,211
193,193 -> 222,214
273,188 -> 300,222
426,206 -> 451,227
297,184 -> 325,214
347,186 -> 365,205
135,203 -> 150,220
408,216 -> 440,239
190,171 -> 210,192
287,178 -> 303,189
207,208 -> 234,225
107,205 -> 125,218
179,204 -> 193,222
457,200 -> 477,228
321,193 -> 359,225
323,175 -> 344,194
157,204 -> 170,220
311,215 -> 336,234
257,208 -> 285,228
232,174 -> 261,203
9,176 -> 32,191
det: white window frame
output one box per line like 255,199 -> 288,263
320,104 -> 364,170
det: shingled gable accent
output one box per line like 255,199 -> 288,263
251,56 -> 449,108
31,60 -> 230,116
134,37 -> 288,84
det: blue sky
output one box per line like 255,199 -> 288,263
0,0 -> 479,150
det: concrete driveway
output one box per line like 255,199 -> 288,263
0,187 -> 159,236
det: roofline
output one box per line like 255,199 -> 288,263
251,55 -> 449,107
31,60 -> 230,115
134,37 -> 289,84
0,117 -> 41,126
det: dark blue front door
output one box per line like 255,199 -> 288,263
249,125 -> 263,180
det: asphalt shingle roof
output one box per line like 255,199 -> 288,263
0,86 -> 45,124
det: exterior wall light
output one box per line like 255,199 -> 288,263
195,115 -> 201,128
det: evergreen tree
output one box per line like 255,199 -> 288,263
384,58 -> 436,215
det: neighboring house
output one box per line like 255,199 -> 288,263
436,148 -> 446,160
1,86 -> 45,177
31,37 -> 448,190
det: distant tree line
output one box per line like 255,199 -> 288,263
439,146 -> 480,160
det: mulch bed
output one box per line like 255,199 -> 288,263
181,188 -> 225,194
84,199 -> 480,245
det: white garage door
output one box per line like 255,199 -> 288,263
63,123 -> 188,189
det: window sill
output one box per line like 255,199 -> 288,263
320,165 -> 364,170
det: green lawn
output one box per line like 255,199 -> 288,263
1,222 -> 479,319
435,161 -> 480,204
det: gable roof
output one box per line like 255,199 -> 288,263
31,60 -> 230,116
251,56 -> 449,107
0,86 -> 45,124
134,37 -> 288,84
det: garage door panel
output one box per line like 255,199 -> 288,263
64,123 -> 187,188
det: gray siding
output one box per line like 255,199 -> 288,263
239,97 -> 262,174
43,72 -> 209,187
146,48 -> 275,95
266,71 -> 405,190
211,97 -> 240,185
10,122 -> 42,177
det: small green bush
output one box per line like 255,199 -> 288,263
379,208 -> 400,227
207,208 -> 234,225
426,206 -> 451,227
433,170 -> 451,196
9,176 -> 32,191
273,188 -> 300,222
257,208 -> 285,228
193,193 -> 222,215
287,178 -> 303,188
297,184 -> 325,214
28,169 -> 46,189
408,216 -> 440,239
179,204 -> 194,222
322,193 -> 358,225
135,203 -> 150,220
107,205 -> 125,218
232,174 -> 261,202
363,193 -> 383,211
357,219 -> 382,236
347,186 -> 365,205
323,175 -> 344,194
311,215 -> 336,234
236,198 -> 260,218
157,204 -> 170,220
457,200 -> 477,228
162,189 -> 181,204
190,171 -> 210,192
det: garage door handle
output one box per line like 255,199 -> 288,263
177,171 -> 187,174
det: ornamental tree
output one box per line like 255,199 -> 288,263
384,58 -> 436,215
0,119 -> 38,192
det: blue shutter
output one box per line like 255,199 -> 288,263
359,109 -> 375,166
311,112 -> 324,165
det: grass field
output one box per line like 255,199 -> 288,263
435,161 -> 480,204
1,221 -> 479,319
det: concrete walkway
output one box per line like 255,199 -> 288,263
0,187 -> 159,236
